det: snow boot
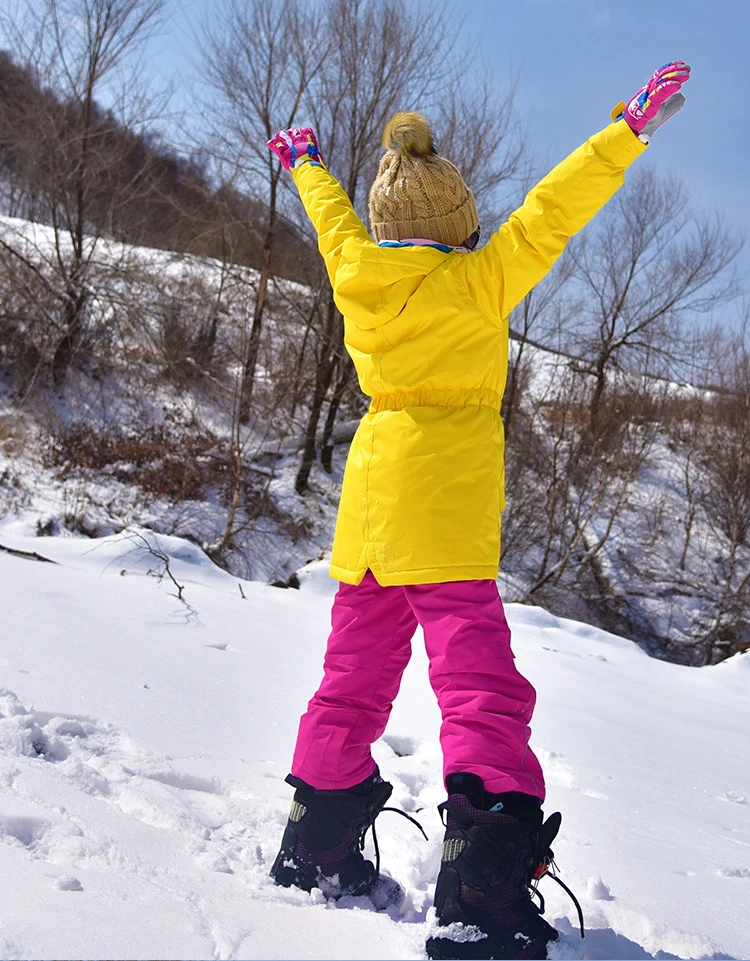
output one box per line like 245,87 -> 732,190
426,773 -> 583,961
270,769 -> 403,907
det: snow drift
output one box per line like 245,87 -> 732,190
1,529 -> 748,959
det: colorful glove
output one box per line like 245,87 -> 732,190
266,127 -> 325,172
613,61 -> 691,141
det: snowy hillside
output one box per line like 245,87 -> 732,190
1,528 -> 748,960
0,211 -> 346,584
2,205 -> 748,667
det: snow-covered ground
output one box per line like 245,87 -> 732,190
1,528 -> 748,960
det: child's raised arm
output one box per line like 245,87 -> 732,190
463,61 -> 691,320
267,128 -> 373,289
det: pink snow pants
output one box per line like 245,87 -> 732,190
291,571 -> 545,800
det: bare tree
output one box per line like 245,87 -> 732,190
502,252 -> 578,442
198,0 -> 329,423
0,0 -> 166,388
565,168 -> 742,436
434,74 -> 526,228
694,319 -> 750,663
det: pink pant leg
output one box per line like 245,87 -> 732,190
292,571 -> 417,790
404,579 -> 546,800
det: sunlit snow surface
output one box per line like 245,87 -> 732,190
1,529 -> 748,960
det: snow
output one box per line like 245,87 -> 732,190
1,529 -> 749,960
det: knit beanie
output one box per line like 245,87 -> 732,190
368,112 -> 479,248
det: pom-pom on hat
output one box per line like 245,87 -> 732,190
368,112 -> 479,248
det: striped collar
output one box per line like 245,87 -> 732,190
378,238 -> 456,253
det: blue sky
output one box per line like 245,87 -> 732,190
462,0 -> 749,322
145,0 -> 747,311
458,0 -> 747,263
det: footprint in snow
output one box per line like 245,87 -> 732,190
395,769 -> 429,799
54,875 -> 83,892
144,769 -> 225,795
0,814 -> 51,849
718,790 -> 747,805
381,734 -> 420,758
586,875 -> 614,901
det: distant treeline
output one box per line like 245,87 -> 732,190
0,50 -> 314,284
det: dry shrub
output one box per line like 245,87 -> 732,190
0,413 -> 29,455
243,470 -> 314,543
0,255 -> 58,395
0,463 -> 30,514
44,420 -> 229,503
662,393 -> 704,432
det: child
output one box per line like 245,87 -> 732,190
266,61 -> 690,960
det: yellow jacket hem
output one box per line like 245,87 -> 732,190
329,562 -> 500,587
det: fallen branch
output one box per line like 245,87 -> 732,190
0,542 -> 58,564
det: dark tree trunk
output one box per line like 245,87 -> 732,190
239,225 -> 274,423
320,354 -> 354,473
51,288 -> 88,387
295,295 -> 342,494
239,176 -> 278,423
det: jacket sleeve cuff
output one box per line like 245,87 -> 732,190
595,117 -> 649,165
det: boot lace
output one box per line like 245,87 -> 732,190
531,851 -> 585,938
528,811 -> 585,939
358,805 -> 429,875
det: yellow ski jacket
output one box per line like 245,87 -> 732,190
292,121 -> 646,586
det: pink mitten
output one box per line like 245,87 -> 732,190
621,61 -> 691,134
266,127 -> 324,172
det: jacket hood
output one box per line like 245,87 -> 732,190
333,237 -> 450,329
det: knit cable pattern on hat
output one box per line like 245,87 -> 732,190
369,112 -> 478,248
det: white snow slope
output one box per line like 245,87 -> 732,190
0,528 -> 748,961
